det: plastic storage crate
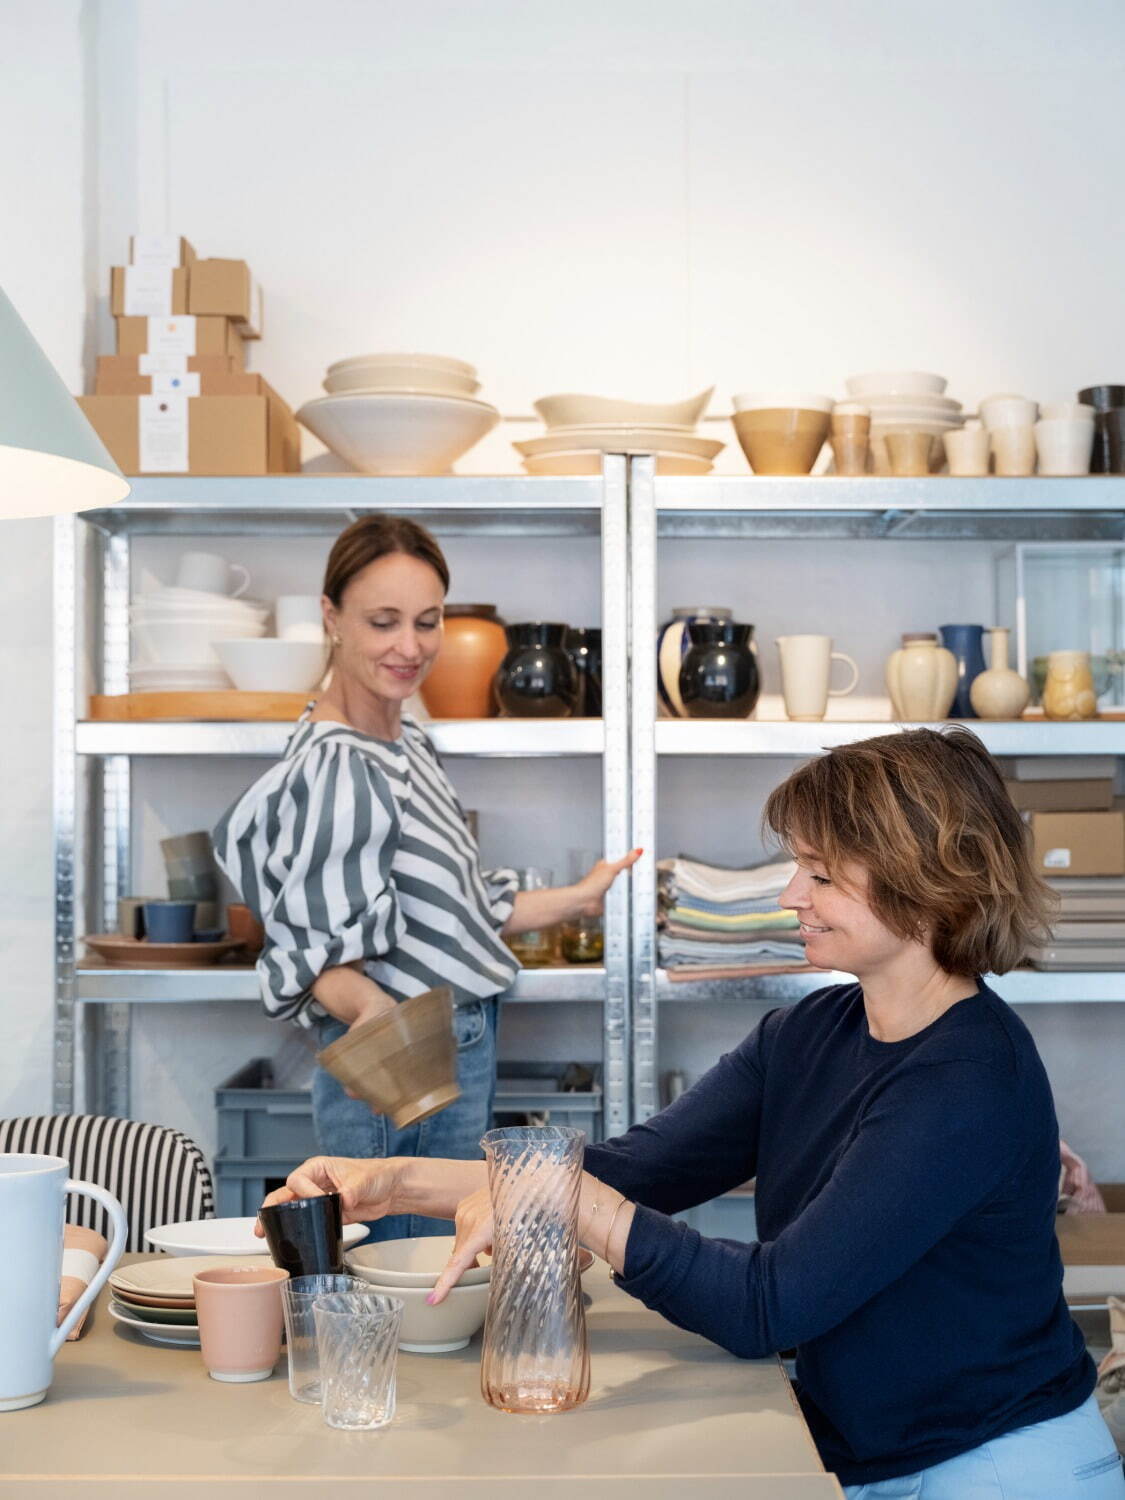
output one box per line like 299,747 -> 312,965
493,1061 -> 603,1142
214,1058 -> 317,1218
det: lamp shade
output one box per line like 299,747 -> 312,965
0,286 -> 130,519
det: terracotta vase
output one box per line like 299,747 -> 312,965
1042,650 -> 1098,721
885,634 -> 958,721
420,605 -> 507,719
969,627 -> 1029,720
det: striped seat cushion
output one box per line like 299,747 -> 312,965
0,1115 -> 215,1251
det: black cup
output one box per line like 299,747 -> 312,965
258,1192 -> 345,1277
1078,388 -> 1125,472
1104,409 -> 1125,475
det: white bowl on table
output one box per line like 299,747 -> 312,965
296,393 -> 500,476
146,1216 -> 370,1257
213,638 -> 329,693
532,387 -> 714,430
346,1235 -> 492,1288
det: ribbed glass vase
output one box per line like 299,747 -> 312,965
479,1125 -> 590,1414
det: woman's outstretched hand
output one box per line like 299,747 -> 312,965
254,1155 -> 401,1234
427,1186 -> 494,1305
574,847 -> 643,917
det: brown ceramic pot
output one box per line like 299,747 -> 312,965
420,605 -> 508,719
732,408 -> 830,475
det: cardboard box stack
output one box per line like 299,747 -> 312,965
78,235 -> 299,475
1005,757 -> 1125,969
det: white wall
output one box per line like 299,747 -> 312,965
4,0 -> 1125,1173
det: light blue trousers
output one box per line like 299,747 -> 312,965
844,1395 -> 1124,1498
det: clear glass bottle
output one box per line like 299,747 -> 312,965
505,867 -> 557,967
479,1126 -> 590,1414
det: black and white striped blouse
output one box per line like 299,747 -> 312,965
213,715 -> 520,1026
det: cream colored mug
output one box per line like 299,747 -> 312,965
775,635 -> 859,721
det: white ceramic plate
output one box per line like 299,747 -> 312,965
108,1300 -> 200,1347
521,450 -> 714,476
533,387 -> 714,430
145,1217 -> 369,1259
515,427 -> 722,460
110,1253 -> 276,1299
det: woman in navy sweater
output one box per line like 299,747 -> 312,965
263,727 -> 1123,1496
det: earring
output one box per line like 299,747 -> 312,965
332,634 -> 342,645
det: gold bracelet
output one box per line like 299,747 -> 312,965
603,1195 -> 630,1262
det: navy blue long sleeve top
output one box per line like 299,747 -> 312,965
584,981 -> 1094,1486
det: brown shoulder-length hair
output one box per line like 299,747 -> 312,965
322,514 -> 450,604
762,726 -> 1054,977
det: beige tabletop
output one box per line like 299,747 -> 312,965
3,1259 -> 841,1498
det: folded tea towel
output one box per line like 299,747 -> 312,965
662,906 -> 800,933
1059,1138 -> 1107,1214
58,1224 -> 109,1339
659,936 -> 807,967
663,962 -> 817,982
658,856 -> 797,906
662,919 -> 800,944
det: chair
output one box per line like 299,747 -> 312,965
0,1114 -> 215,1251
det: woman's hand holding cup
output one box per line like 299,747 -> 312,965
255,1155 -> 403,1234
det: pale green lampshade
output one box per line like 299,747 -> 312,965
0,285 -> 130,519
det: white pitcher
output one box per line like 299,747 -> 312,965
0,1154 -> 127,1411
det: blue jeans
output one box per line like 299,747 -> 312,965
844,1395 -> 1124,1498
311,997 -> 498,1241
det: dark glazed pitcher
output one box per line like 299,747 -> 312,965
494,623 -> 579,718
679,621 -> 760,718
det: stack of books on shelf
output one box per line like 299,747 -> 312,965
657,855 -> 812,982
78,234 -> 299,475
1003,757 -> 1125,970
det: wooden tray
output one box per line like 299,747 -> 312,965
89,691 -> 309,721
83,934 -> 244,968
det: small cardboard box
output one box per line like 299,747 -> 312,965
187,259 -> 262,337
1031,811 -> 1125,877
110,266 -> 189,318
1005,778 -> 1116,813
115,315 -> 247,367
96,354 -> 242,395
78,390 -> 299,475
129,234 -> 195,267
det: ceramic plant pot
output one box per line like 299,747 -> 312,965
420,605 -> 508,719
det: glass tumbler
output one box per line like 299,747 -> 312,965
281,1273 -> 368,1404
560,848 -> 604,964
313,1291 -> 404,1431
505,867 -> 556,967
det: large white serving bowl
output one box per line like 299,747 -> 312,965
131,618 -> 266,667
515,427 -> 723,461
297,393 -> 500,475
214,638 -> 329,693
845,371 -> 948,398
325,351 -> 477,378
324,365 -> 480,398
346,1236 -> 492,1288
533,387 -> 714,430
146,1217 -> 369,1257
521,449 -> 714,476
345,1271 -> 490,1352
732,392 -> 835,414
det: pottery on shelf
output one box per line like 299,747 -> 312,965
494,623 -> 578,718
420,605 -> 508,719
564,628 -> 602,718
969,627 -> 1029,720
678,621 -> 760,719
938,624 -> 987,719
1042,650 -> 1098,722
885,634 -> 958,721
657,607 -> 733,718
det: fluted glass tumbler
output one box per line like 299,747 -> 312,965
281,1274 -> 367,1404
479,1125 -> 590,1414
313,1291 -> 404,1431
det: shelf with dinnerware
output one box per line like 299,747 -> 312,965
654,967 -> 1125,1005
654,720 -> 1125,757
73,963 -> 605,1005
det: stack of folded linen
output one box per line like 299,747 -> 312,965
657,855 -> 813,982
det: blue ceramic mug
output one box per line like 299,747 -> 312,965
143,900 -> 197,943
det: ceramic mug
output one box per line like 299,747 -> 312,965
193,1266 -> 289,1383
943,427 -> 991,477
175,551 -> 250,598
775,635 -> 859,722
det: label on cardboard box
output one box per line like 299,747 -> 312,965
138,353 -> 188,375
131,235 -> 184,269
145,316 -> 197,355
138,394 -> 189,473
151,371 -> 201,396
1042,847 -> 1072,870
123,266 -> 175,317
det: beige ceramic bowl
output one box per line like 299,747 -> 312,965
325,352 -> 477,378
323,366 -> 481,398
347,1236 -> 492,1289
346,1273 -> 489,1352
297,393 -> 499,476
732,407 -> 831,475
533,387 -> 714,430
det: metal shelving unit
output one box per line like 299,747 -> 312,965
56,462 -> 632,1131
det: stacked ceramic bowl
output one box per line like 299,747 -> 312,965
297,353 -> 500,475
347,1235 -> 492,1353
843,372 -> 962,473
515,387 -> 722,475
130,586 -> 268,692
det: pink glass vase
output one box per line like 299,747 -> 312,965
479,1126 -> 590,1414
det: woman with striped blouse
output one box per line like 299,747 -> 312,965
214,514 -> 638,1241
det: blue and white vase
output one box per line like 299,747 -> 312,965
657,607 -> 734,717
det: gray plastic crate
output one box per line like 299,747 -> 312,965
494,1061 -> 603,1142
216,1058 -> 317,1161
212,1150 -> 302,1218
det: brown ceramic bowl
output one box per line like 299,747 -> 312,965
732,408 -> 831,475
227,902 -> 265,956
316,986 -> 460,1128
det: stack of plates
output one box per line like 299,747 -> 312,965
842,371 -> 962,473
106,1254 -> 247,1347
517,387 -> 721,475
130,586 -> 269,693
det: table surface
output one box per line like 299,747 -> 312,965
4,1258 -> 842,1498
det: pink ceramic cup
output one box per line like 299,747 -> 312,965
193,1266 -> 289,1383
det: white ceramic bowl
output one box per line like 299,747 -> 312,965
345,1271 -> 490,1353
297,393 -> 500,476
325,352 -> 477,378
532,387 -> 713,430
346,1236 -> 491,1288
515,427 -> 723,461
146,1217 -> 369,1257
732,392 -> 835,414
213,638 -> 329,693
521,449 -> 714,476
132,618 -> 266,667
323,366 -> 481,398
845,371 -> 948,398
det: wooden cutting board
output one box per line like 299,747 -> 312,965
89,691 -> 309,721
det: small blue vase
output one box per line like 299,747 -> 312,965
939,624 -> 986,718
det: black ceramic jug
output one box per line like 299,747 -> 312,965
564,627 -> 602,718
679,621 -> 760,718
494,623 -> 579,717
